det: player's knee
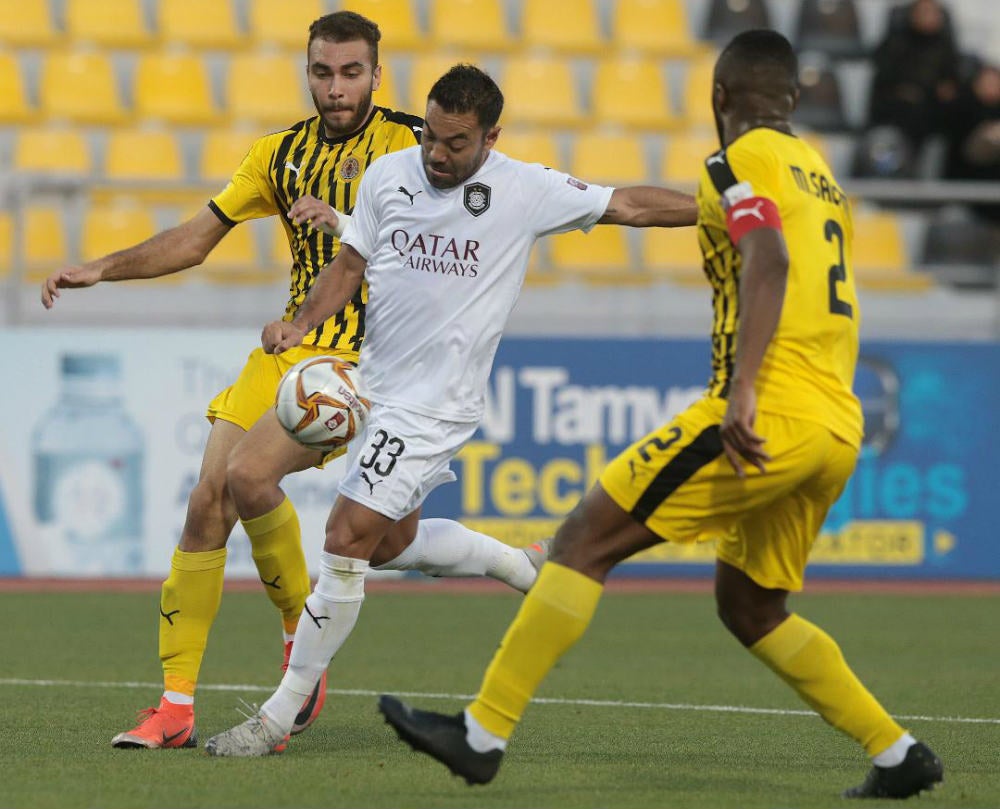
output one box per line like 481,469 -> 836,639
715,595 -> 787,647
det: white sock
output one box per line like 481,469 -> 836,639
374,518 -> 537,593
163,691 -> 193,706
464,708 -> 507,752
872,733 -> 917,767
260,551 -> 369,735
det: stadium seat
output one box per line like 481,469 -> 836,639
341,0 -> 426,52
570,131 -> 649,186
548,227 -> 632,283
851,210 -> 931,291
702,0 -> 771,44
39,51 -> 129,126
920,211 -> 1000,288
520,0 -> 604,55
134,52 -> 220,126
793,53 -> 849,132
374,59 -> 401,111
427,0 -> 514,52
501,56 -> 587,129
0,211 -> 10,278
226,52 -> 313,126
199,127 -> 258,183
592,56 -> 679,130
80,202 -> 158,263
407,53 -> 481,112
248,0 -> 323,51
794,0 -> 865,60
495,129 -> 562,169
0,52 -> 36,125
104,127 -> 185,182
157,0 -> 243,50
65,0 -> 155,48
660,131 -> 719,184
22,205 -> 70,281
610,0 -> 703,58
13,128 -> 92,176
641,226 -> 704,285
0,0 -> 60,47
680,53 -> 719,129
194,217 -> 266,283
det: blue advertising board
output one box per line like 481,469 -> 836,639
422,338 -> 999,580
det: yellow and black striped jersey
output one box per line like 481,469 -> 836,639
209,106 -> 423,352
696,127 -> 863,448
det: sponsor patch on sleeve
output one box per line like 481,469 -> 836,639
566,177 -> 588,190
720,180 -> 754,211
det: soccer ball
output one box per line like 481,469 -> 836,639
275,357 -> 370,452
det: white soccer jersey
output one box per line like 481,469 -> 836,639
341,146 -> 614,422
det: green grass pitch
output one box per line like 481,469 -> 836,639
1,585 -> 996,808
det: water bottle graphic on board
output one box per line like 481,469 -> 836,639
33,354 -> 145,575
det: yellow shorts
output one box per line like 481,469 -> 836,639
600,396 -> 858,591
207,344 -> 360,462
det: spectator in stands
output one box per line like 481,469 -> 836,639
943,61 -> 1000,222
867,0 -> 960,151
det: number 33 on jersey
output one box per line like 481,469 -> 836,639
696,128 -> 863,450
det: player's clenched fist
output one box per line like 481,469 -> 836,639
261,320 -> 307,354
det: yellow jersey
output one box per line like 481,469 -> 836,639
696,127 -> 863,448
209,107 -> 423,352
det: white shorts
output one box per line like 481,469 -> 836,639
338,403 -> 478,521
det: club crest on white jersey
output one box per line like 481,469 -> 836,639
463,182 -> 491,216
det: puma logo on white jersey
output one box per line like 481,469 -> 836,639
284,161 -> 301,176
731,201 -> 765,222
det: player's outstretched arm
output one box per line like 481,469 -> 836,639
40,207 -> 229,309
263,244 -> 368,355
598,186 -> 698,228
720,226 -> 788,476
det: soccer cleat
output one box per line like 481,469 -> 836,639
203,709 -> 289,757
843,741 -> 944,799
282,640 -> 328,735
378,695 -> 503,785
111,698 -> 197,749
522,537 -> 552,574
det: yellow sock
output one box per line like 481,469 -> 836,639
750,613 -> 905,755
159,547 -> 227,697
243,497 -> 310,636
469,562 -> 603,739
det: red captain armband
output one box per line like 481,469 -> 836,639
725,196 -> 782,243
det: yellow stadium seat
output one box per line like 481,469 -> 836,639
226,52 -> 312,126
80,202 -> 157,263
0,0 -> 59,47
428,0 -> 514,52
199,127 -> 258,183
248,0 -> 323,50
548,227 -> 632,282
65,0 -> 154,48
570,131 -> 649,186
641,227 -> 704,285
592,57 -> 679,130
39,51 -> 128,126
495,129 -> 561,169
682,53 -> 719,129
374,60 -> 401,110
520,0 -> 604,55
157,0 -> 243,50
852,210 -> 931,291
104,127 -> 185,182
660,131 -> 719,184
407,53 -> 481,112
0,52 -> 36,124
0,211 -> 10,278
14,128 -> 92,176
342,0 -> 425,52
134,52 -> 220,125
611,0 -> 703,57
22,205 -> 70,281
501,57 -> 587,129
194,218 -> 269,283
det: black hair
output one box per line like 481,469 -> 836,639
715,29 -> 798,96
308,11 -> 381,65
427,64 -> 504,130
